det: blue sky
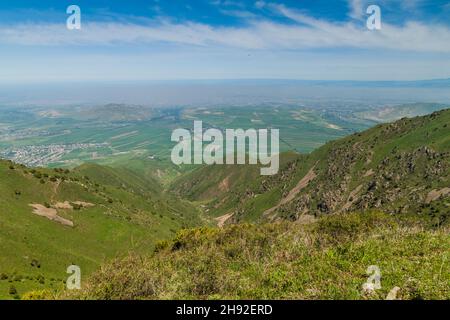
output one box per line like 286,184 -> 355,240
0,0 -> 449,83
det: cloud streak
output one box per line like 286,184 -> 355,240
0,1 -> 449,83
0,2 -> 449,53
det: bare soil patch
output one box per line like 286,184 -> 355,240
29,204 -> 73,227
215,213 -> 234,228
263,164 -> 317,216
426,188 -> 450,204
72,201 -> 95,208
219,176 -> 231,192
54,201 -> 73,209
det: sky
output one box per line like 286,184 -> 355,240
0,0 -> 450,83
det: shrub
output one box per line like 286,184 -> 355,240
9,285 -> 17,295
153,240 -> 170,253
12,274 -> 23,282
36,275 -> 45,284
31,259 -> 41,268
21,289 -> 55,300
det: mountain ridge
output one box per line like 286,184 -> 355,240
172,108 -> 450,226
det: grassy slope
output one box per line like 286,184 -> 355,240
68,212 -> 449,300
0,161 -> 201,299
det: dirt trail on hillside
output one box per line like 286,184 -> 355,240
219,176 -> 231,192
49,180 -> 61,202
72,201 -> 95,207
215,213 -> 234,228
364,169 -> 374,177
426,188 -> 450,204
341,184 -> 363,212
54,201 -> 73,209
29,204 -> 73,227
263,164 -> 317,217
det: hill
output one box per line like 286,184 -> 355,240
0,160 -> 201,299
172,109 -> 450,226
356,103 -> 449,122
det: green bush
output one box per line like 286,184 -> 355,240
9,285 -> 17,295
36,275 -> 45,285
31,259 -> 41,268
22,289 -> 54,300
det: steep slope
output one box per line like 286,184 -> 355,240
0,160 -> 201,299
170,152 -> 301,218
74,163 -> 163,196
173,109 -> 450,225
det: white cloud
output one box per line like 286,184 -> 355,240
0,3 -> 449,54
254,1 -> 266,9
348,0 -> 365,20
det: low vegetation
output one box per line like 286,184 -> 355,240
66,212 -> 449,300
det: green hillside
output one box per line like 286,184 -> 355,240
0,161 -> 201,299
173,109 -> 450,225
